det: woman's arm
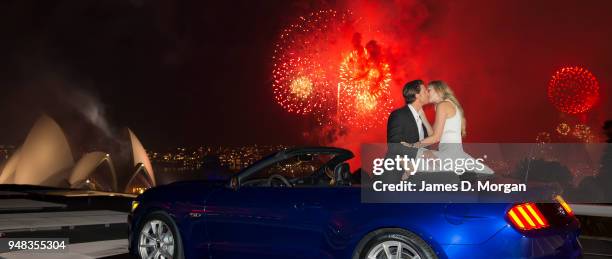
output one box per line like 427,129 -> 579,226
419,109 -> 433,136
413,102 -> 452,148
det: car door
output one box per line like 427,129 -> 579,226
206,152 -> 342,258
205,186 -> 329,259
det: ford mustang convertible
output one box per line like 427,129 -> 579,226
128,147 -> 581,259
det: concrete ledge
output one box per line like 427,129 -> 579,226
0,199 -> 66,212
571,204 -> 612,217
0,210 -> 127,232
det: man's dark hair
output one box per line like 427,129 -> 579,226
403,79 -> 424,104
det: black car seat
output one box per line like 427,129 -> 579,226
334,162 -> 351,186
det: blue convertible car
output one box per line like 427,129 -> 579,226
128,147 -> 581,259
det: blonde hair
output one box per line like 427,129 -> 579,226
428,80 -> 467,137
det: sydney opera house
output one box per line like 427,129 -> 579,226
0,115 -> 156,194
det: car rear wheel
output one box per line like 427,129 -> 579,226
137,211 -> 184,259
355,229 -> 437,259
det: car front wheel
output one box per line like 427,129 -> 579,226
137,211 -> 184,259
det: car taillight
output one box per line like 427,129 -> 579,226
507,203 -> 549,231
555,195 -> 574,216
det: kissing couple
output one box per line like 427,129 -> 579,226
387,80 -> 493,179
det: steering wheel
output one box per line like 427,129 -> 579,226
267,174 -> 293,187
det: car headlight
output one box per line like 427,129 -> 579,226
131,201 -> 139,212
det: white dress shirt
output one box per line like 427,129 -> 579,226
407,104 -> 424,141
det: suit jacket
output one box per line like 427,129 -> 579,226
383,106 -> 429,183
387,106 -> 428,144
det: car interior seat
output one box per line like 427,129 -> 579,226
334,162 -> 351,186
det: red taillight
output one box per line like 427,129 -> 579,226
507,203 -> 549,231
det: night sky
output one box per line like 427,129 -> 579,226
1,0 -> 611,150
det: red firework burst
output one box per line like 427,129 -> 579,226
548,66 -> 599,114
272,9 -> 353,117
338,38 -> 393,130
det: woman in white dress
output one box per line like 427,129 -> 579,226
402,80 -> 493,175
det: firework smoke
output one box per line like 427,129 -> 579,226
284,0 -> 612,169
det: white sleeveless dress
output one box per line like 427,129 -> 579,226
418,101 -> 494,175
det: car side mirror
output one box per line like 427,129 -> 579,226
230,176 -> 240,190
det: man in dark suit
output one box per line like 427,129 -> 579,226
387,79 -> 430,146
383,80 -> 430,182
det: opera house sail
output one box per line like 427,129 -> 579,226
0,115 -> 156,194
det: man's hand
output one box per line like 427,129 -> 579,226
400,141 -> 415,148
